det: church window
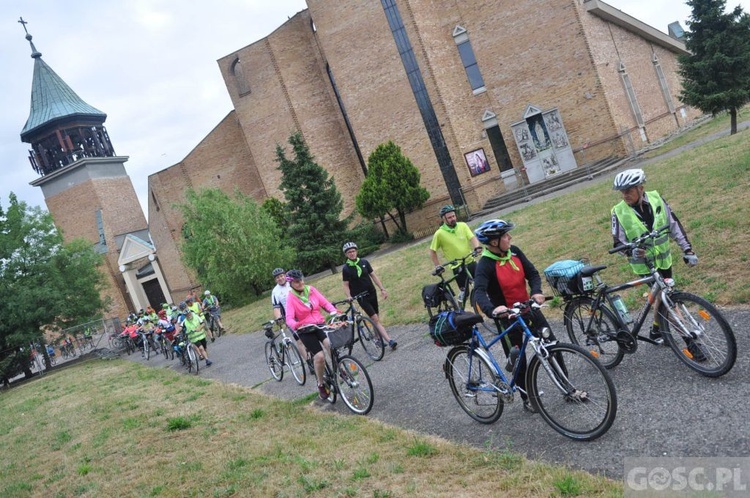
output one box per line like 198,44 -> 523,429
453,26 -> 485,94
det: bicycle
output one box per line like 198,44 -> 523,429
297,323 -> 374,415
206,311 -> 222,341
558,225 -> 737,378
441,300 -> 617,441
175,331 -> 200,374
140,330 -> 161,360
329,291 -> 385,361
263,319 -> 306,385
423,252 -> 478,318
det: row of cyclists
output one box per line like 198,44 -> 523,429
119,290 -> 226,368
270,168 -> 700,408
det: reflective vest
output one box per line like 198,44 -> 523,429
612,190 -> 672,274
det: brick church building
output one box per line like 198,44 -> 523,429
21,1 -> 700,316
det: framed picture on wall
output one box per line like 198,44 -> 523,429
465,148 -> 491,177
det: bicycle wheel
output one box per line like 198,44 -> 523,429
564,296 -> 625,369
144,337 -> 151,360
656,291 -> 736,378
356,317 -> 385,361
186,345 -> 196,373
335,355 -> 374,415
526,342 -> 617,441
265,341 -> 283,381
284,341 -> 306,386
445,345 -> 504,424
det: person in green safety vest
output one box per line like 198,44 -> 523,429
610,168 -> 698,345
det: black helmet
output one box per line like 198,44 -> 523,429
474,219 -> 515,244
439,205 -> 455,217
342,242 -> 358,253
286,269 -> 304,281
178,301 -> 187,311
272,268 -> 285,277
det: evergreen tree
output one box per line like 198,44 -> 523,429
356,141 -> 430,236
0,194 -> 106,379
179,188 -> 293,302
679,0 -> 750,134
276,132 -> 347,274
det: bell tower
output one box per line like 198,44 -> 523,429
18,19 -> 161,319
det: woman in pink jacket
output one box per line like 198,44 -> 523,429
284,269 -> 341,399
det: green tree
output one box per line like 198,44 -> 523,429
261,197 -> 289,234
356,141 -> 430,236
0,194 -> 105,379
680,0 -> 750,134
276,132 -> 347,273
179,188 -> 293,303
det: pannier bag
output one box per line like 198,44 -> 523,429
429,311 -> 483,347
543,260 -> 592,296
422,283 -> 445,308
326,326 -> 354,350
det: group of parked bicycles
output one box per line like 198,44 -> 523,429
421,226 -> 736,441
263,291 -> 383,415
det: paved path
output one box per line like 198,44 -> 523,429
125,308 -> 749,480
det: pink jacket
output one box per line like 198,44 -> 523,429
285,285 -> 338,331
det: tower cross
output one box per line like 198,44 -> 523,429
18,17 -> 29,35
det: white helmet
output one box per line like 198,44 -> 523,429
342,242 -> 358,253
613,169 -> 646,191
204,290 -> 211,296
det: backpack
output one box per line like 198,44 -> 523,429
428,311 -> 482,347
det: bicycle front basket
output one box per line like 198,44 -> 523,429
326,326 -> 353,350
543,260 -> 587,296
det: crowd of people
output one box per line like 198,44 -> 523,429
119,289 -> 226,368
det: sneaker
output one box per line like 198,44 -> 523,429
317,384 -> 330,400
388,339 -> 398,350
522,399 -> 538,414
649,325 -> 664,345
205,359 -> 213,367
686,341 -> 707,362
210,336 -> 215,343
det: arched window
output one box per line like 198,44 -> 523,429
231,58 -> 251,96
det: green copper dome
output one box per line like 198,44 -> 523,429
20,33 -> 106,142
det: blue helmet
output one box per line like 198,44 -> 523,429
474,219 -> 515,244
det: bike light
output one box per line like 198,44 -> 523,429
698,310 -> 711,320
541,327 -> 551,338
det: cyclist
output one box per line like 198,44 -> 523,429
429,205 -> 482,302
182,306 -> 213,367
341,242 -> 397,350
473,219 -> 557,414
284,269 -> 341,400
270,267 -> 309,361
611,168 -> 698,347
203,290 -> 226,335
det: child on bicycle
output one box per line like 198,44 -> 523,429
341,242 -> 397,350
472,219 -> 557,414
284,269 -> 342,400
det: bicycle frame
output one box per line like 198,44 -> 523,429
461,304 -> 556,399
431,252 -> 476,311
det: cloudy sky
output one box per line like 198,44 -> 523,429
1,0 -> 747,215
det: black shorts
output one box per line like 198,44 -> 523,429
297,326 -> 328,357
357,293 -> 379,317
193,338 -> 207,349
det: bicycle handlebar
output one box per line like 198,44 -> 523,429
431,251 -> 477,276
331,290 -> 370,306
491,300 -> 543,319
608,224 -> 670,254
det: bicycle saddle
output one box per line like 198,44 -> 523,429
580,265 -> 607,277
